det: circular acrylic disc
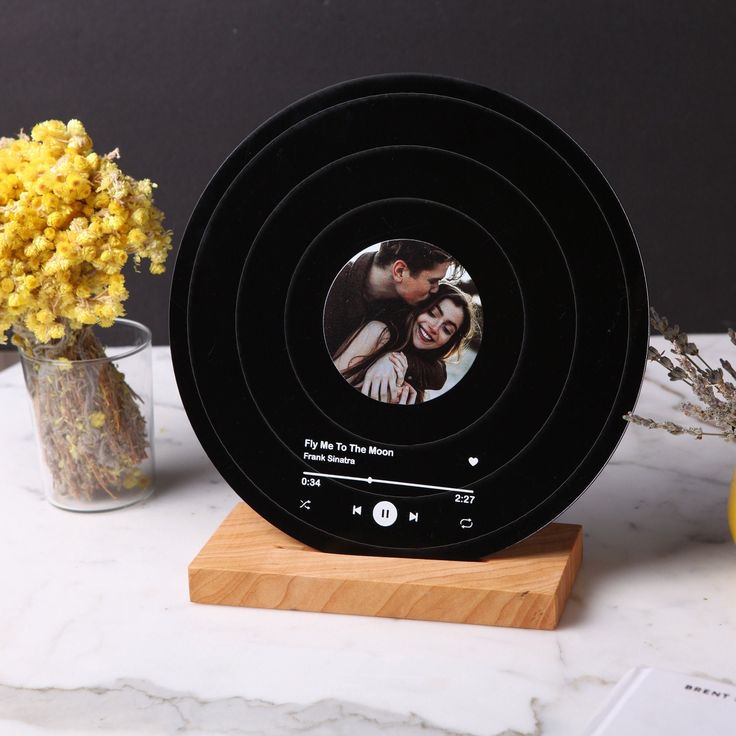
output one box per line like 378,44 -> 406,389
171,75 -> 648,560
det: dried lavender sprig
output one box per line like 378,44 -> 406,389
681,357 -> 736,421
682,351 -> 717,376
662,327 -> 736,405
721,358 -> 736,382
650,308 -> 714,372
680,401 -> 736,433
624,309 -> 736,443
685,371 -> 733,419
647,345 -> 693,386
624,412 -> 736,441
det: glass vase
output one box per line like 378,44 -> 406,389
19,319 -> 154,511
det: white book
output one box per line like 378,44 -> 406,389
583,667 -> 735,735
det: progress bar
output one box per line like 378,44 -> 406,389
303,471 -> 473,494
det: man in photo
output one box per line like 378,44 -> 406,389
324,240 -> 459,402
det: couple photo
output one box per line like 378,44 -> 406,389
323,240 -> 482,405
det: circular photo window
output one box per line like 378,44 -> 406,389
323,239 -> 482,405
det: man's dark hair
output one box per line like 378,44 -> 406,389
375,240 -> 462,279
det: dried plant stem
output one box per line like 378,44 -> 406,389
20,326 -> 149,502
623,412 -> 734,440
626,309 -> 736,443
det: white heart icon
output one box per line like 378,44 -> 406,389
468,457 -> 479,467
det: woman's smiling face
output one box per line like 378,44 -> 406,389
412,298 -> 464,351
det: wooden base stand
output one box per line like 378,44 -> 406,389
189,503 -> 582,630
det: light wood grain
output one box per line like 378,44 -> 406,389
189,503 -> 582,630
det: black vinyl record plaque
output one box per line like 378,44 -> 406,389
170,74 -> 648,561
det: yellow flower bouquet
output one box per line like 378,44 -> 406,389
0,120 -> 171,509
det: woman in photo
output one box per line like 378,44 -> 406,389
332,283 -> 478,404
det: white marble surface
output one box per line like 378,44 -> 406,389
0,338 -> 734,735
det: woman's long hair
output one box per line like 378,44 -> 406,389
334,283 -> 478,392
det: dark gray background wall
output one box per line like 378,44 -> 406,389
2,0 -> 735,343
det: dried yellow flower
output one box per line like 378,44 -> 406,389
0,119 -> 172,343
89,412 -> 106,428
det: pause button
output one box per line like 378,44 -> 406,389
372,501 -> 398,527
